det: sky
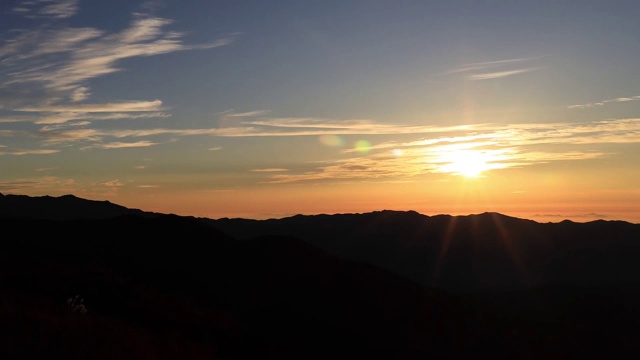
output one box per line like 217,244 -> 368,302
1,0 -> 640,223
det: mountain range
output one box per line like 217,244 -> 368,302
1,193 -> 639,359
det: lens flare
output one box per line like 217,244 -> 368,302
318,135 -> 345,147
354,140 -> 371,154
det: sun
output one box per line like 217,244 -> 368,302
433,147 -> 506,178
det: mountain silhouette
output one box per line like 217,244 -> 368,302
209,210 -> 640,292
0,192 -> 158,220
1,193 -> 640,358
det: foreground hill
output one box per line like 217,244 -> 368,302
1,194 -> 640,358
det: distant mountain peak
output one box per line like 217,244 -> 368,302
0,193 -> 156,220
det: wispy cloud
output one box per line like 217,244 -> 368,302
226,110 -> 270,117
469,67 -> 539,80
89,141 -> 158,149
255,118 -> 640,183
567,95 -> 640,109
1,3 -> 236,154
251,168 -> 289,172
0,176 -> 76,193
13,0 -> 79,19
97,179 -> 124,187
0,148 -> 60,156
445,57 -> 541,81
446,57 -> 535,74
18,100 -> 165,113
0,175 -> 126,198
5,111 -> 640,157
1,18 -> 236,98
534,213 -> 609,221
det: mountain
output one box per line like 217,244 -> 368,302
2,193 -> 640,358
209,210 -> 640,292
0,192 -> 159,220
0,198 -> 468,358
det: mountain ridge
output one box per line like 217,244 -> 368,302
3,192 -> 632,224
2,192 -> 640,357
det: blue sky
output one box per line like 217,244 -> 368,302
1,0 -> 640,221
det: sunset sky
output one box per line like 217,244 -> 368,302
1,0 -> 639,222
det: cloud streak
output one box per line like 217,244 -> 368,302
13,0 -> 79,19
0,148 -> 60,156
567,95 -> 640,109
1,3 -> 235,154
468,67 -> 539,80
445,57 -> 541,81
1,17 -> 236,100
249,118 -> 639,183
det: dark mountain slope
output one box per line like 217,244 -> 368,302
1,214 -> 481,359
210,211 -> 640,292
0,192 -> 158,220
2,194 -> 640,358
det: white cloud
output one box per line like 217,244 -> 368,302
70,86 -> 90,102
567,95 -> 640,109
0,6 -> 236,154
13,0 -> 79,19
444,57 -> 541,81
34,111 -> 170,125
257,118 -> 640,183
0,176 -> 76,193
0,148 -> 60,156
1,10 -> 236,122
226,110 -> 270,117
91,141 -> 158,149
251,168 -> 289,172
469,67 -> 538,80
97,179 -> 124,187
19,100 -> 165,113
446,57 -> 537,74
0,1 -> 249,167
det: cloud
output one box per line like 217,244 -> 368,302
567,95 -> 640,109
0,175 -> 127,198
534,213 -> 609,220
251,168 -> 289,172
1,17 -> 235,97
90,141 -> 158,149
0,4 -> 238,156
225,110 -> 270,117
0,148 -> 60,156
34,111 -> 170,125
70,86 -> 91,102
208,147 -> 222,151
444,57 -> 541,81
213,117 -> 477,137
97,179 -> 124,187
18,100 -> 165,113
5,110 -> 640,158
257,118 -> 640,183
0,176 -> 76,193
13,0 -> 79,19
446,57 -> 536,74
468,67 -> 538,80
1,7 -> 237,151
0,116 -> 35,123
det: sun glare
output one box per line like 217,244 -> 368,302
432,145 -> 509,178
